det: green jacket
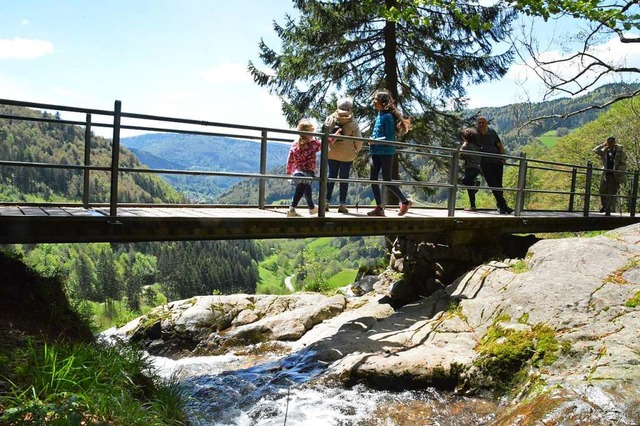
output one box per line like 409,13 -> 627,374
594,143 -> 627,184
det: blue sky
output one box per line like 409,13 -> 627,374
2,1 -> 638,137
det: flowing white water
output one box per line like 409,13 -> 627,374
151,349 -> 498,425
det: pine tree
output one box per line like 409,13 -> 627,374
249,0 -> 515,142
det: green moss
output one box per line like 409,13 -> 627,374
495,313 -> 511,323
132,307 -> 172,336
447,298 -> 460,313
517,313 -> 530,324
560,339 -> 573,356
625,291 -> 640,308
509,260 -> 530,274
473,320 -> 559,393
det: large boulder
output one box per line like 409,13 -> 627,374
311,224 -> 640,423
103,293 -> 347,358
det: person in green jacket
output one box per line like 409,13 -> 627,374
594,136 -> 627,215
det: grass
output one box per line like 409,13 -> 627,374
0,252 -> 189,425
256,265 -> 290,295
326,269 -> 358,289
0,340 -> 187,425
537,130 -> 561,148
305,237 -> 341,257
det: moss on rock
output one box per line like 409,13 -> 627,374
473,317 -> 560,393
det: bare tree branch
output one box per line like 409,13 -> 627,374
508,0 -> 640,130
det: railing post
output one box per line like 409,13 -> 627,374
109,100 -> 122,217
568,167 -> 577,212
584,161 -> 592,217
83,113 -> 92,209
258,130 -> 268,209
630,170 -> 639,218
447,150 -> 460,217
318,130 -> 329,218
515,152 -> 527,216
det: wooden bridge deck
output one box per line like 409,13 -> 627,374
1,205 -> 637,244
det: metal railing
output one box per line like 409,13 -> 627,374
0,98 -> 637,219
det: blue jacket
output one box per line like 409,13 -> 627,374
370,111 -> 396,155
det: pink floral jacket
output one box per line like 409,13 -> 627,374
286,138 -> 321,174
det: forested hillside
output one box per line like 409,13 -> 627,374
121,133 -> 291,202
469,83 -> 640,154
0,104 -> 184,204
500,96 -> 640,211
0,105 -> 267,329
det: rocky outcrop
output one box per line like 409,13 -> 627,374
103,293 -> 347,358
104,224 -> 640,424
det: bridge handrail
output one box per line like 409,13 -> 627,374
0,98 -> 638,218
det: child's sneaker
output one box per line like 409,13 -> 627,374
337,204 -> 349,214
287,208 -> 301,217
398,200 -> 413,216
367,206 -> 385,216
309,207 -> 319,215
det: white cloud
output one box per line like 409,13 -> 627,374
21,19 -> 30,26
467,32 -> 640,108
515,33 -> 640,87
201,62 -> 253,84
0,37 -> 53,59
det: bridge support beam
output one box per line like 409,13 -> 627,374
386,232 -> 540,302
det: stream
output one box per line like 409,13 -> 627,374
152,349 -> 499,425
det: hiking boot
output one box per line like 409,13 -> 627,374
337,204 -> 349,214
287,208 -> 301,217
498,206 -> 514,215
309,207 -> 319,215
325,204 -> 330,212
599,206 -> 607,213
398,200 -> 413,216
367,206 -> 385,216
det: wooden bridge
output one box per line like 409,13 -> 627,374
1,98 -> 639,245
0,205 -> 637,245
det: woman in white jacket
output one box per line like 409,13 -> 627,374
323,97 -> 362,213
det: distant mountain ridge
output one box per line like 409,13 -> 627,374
121,133 -> 291,202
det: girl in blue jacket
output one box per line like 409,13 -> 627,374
367,90 -> 412,216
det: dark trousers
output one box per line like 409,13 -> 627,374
600,172 -> 619,211
370,154 -> 407,206
327,159 -> 352,204
290,171 -> 315,209
481,160 -> 508,210
291,183 -> 314,208
462,167 -> 481,208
